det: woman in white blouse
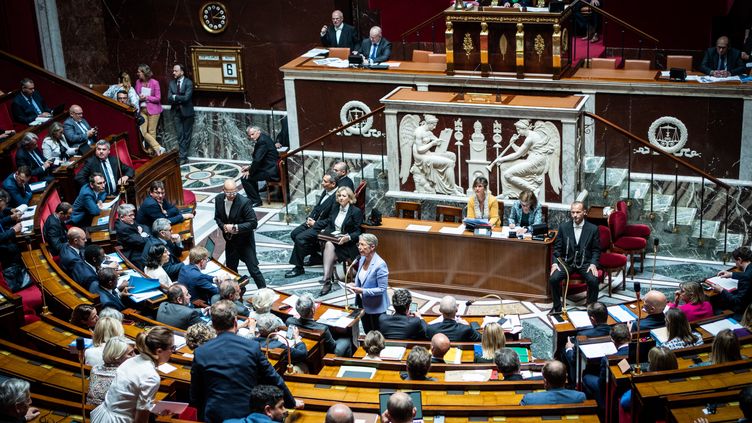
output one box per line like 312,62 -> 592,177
42,122 -> 76,161
144,245 -> 173,291
319,186 -> 363,294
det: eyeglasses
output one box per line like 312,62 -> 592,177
171,344 -> 178,353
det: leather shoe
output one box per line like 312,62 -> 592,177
285,268 -> 304,278
318,282 -> 332,296
304,255 -> 323,266
547,308 -> 562,315
252,201 -> 263,208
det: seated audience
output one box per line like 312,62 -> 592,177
63,104 -> 98,153
70,303 -> 98,331
143,244 -> 173,290
584,323 -> 630,407
136,180 -> 192,228
663,308 -> 703,350
248,288 -> 284,328
74,244 -> 105,290
15,133 -> 53,182
707,246 -> 752,319
381,392 -> 416,423
157,284 -> 204,330
42,121 -> 76,161
400,346 -> 435,381
317,186 -> 362,295
426,295 -> 481,342
115,203 -> 150,263
254,314 -> 307,370
86,336 -> 135,406
85,316 -> 125,367
430,333 -> 451,363
668,281 -> 714,321
2,167 -> 32,208
75,140 -> 134,196
466,176 -> 500,227
509,190 -> 543,233
0,190 -> 22,270
378,288 -> 427,340
692,329 -> 742,367
103,71 -> 140,112
11,78 -> 51,125
139,218 -> 185,279
564,302 -> 611,383
475,322 -> 505,363
225,385 -> 289,423
319,10 -> 359,49
520,360 -> 586,405
356,26 -> 391,63
90,267 -> 129,311
210,280 -> 249,317
99,307 -> 123,321
60,227 -> 87,275
179,246 -> 220,305
700,36 -> 746,77
494,348 -> 523,380
325,403 -> 355,423
186,323 -> 217,351
43,202 -> 71,256
286,293 -> 351,357
0,378 -> 40,423
363,330 -> 385,360
620,347 -> 678,413
332,161 -> 354,190
631,290 -> 667,331
71,173 -> 106,226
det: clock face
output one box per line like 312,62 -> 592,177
200,2 -> 228,34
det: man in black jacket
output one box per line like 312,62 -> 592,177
11,78 -> 51,125
426,295 -> 481,342
319,10 -> 359,49
699,36 -> 746,77
707,246 -> 752,319
114,203 -> 150,263
563,302 -> 611,386
43,202 -> 71,256
379,288 -> 427,340
241,126 -> 279,208
74,140 -> 134,196
285,171 -> 338,278
285,293 -> 352,356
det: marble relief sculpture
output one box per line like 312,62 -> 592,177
488,119 -> 561,198
399,114 -> 464,195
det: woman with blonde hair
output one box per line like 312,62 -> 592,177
87,336 -> 136,405
475,322 -> 506,362
248,288 -> 284,329
319,186 -> 363,296
42,121 -> 76,161
85,317 -> 125,367
91,327 -> 174,423
185,323 -> 217,350
668,281 -> 713,321
663,308 -> 703,350
363,330 -> 386,360
103,71 -> 140,113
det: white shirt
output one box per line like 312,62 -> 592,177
335,25 -> 342,43
90,354 -> 160,422
334,204 -> 349,232
573,222 -> 584,244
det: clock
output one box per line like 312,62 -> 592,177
199,2 -> 228,34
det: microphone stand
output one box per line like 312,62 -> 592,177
343,260 -> 359,313
649,239 -> 659,291
466,293 -> 505,319
76,337 -> 87,422
265,333 -> 295,375
633,282 -> 642,375
556,257 -> 570,321
114,141 -> 128,204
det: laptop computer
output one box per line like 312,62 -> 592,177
204,237 -> 216,258
378,391 -> 423,423
50,103 -> 65,116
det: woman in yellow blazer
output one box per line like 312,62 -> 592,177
466,176 -> 500,227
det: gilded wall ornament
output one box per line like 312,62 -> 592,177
500,34 -> 508,61
534,34 -> 545,62
463,33 -> 474,58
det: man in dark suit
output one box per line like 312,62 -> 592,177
2,167 -> 32,208
70,244 -> 104,291
168,64 -> 195,164
136,180 -> 193,228
15,133 -> 53,182
0,190 -> 23,270
549,201 -> 600,313
700,36 -> 746,77
43,202 -> 72,256
319,10 -> 358,49
11,78 -> 51,125
379,288 -> 428,340
138,218 -> 185,279
357,26 -> 392,63
190,300 -> 302,422
563,302 -> 611,387
70,173 -> 106,226
285,171 -> 338,278
241,126 -> 279,208
89,267 -> 128,311
520,360 -> 586,405
157,284 -> 204,329
59,227 -> 87,277
114,203 -> 150,263
708,246 -> 752,319
332,161 -> 354,190
584,323 -> 630,408
179,246 -> 220,305
214,179 -> 266,289
63,104 -> 98,153
430,333 -> 450,363
74,140 -> 134,196
630,290 -> 667,332
285,293 -> 352,356
495,348 -> 524,381
426,295 -> 481,342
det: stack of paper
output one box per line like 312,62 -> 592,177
579,341 -> 617,359
608,304 -> 638,322
700,318 -> 742,336
29,182 -> 46,193
650,326 -> 669,345
405,224 -> 432,232
567,311 -> 593,329
317,309 -> 354,328
438,224 -> 465,235
706,276 -> 738,291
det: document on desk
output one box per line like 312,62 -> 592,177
698,75 -> 741,83
383,61 -> 401,68
445,369 -> 492,382
438,224 -> 465,235
567,310 -> 593,329
29,181 -> 46,193
317,308 -> 354,328
156,363 -> 177,374
579,341 -> 617,359
405,224 -> 432,232
700,318 -> 742,336
492,226 -> 511,238
379,346 -> 406,360
608,304 -> 638,322
650,326 -> 669,345
302,48 -> 330,58
706,276 -> 738,291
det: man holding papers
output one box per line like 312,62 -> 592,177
90,267 -> 129,311
706,246 -> 752,319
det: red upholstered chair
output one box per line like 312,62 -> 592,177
265,159 -> 287,205
0,102 -> 14,131
0,264 -> 42,324
113,140 -> 148,169
608,210 -> 647,278
615,200 -> 651,239
598,225 -> 628,296
354,180 -> 367,215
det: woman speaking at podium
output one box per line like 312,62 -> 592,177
346,233 -> 389,334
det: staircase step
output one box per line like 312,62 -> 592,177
716,233 -> 744,252
619,182 -> 651,200
582,156 -> 605,174
690,220 -> 720,239
666,207 -> 697,228
592,168 -> 629,188
642,194 -> 674,213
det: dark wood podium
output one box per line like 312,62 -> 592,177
444,4 -> 573,78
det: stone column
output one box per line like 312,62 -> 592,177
384,110 -> 400,192
34,0 -> 66,77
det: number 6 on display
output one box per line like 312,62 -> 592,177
223,63 -> 236,77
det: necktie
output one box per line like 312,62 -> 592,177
101,159 -> 116,193
335,26 -> 341,44
27,96 -> 41,115
718,56 -> 726,71
370,44 -> 378,61
30,150 -> 44,167
178,79 -> 182,94
77,121 -> 89,139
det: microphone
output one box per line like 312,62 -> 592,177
632,281 -> 643,375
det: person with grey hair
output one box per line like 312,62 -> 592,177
74,139 -> 135,196
382,392 -> 415,423
241,125 -> 279,207
495,348 -> 523,380
400,346 -> 435,381
379,288 -> 427,340
426,295 -> 480,342
43,201 -> 72,256
42,121 -> 76,162
0,378 -> 39,422
63,104 -> 97,153
345,233 -> 388,333
210,280 -> 250,317
285,293 -> 352,356
286,171 -> 339,278
115,203 -> 150,263
356,26 -> 392,63
325,403 -> 355,423
15,132 -> 54,182
247,288 -> 284,328
99,307 -> 124,322
253,313 -> 308,369
138,217 -> 185,279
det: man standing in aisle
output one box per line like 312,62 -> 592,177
168,64 -> 195,164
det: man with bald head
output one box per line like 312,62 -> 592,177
325,403 -> 354,423
430,333 -> 450,363
382,392 -> 416,423
214,178 -> 266,288
520,360 -> 586,405
426,295 -> 481,342
356,26 -> 392,63
700,36 -> 746,77
63,104 -> 98,153
630,290 -> 667,331
320,10 -> 358,49
59,227 -> 87,275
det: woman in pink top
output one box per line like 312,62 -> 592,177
668,281 -> 714,321
135,64 -> 164,156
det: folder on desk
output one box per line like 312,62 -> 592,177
128,276 -> 161,294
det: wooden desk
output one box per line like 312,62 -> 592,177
363,217 -> 554,301
570,68 -> 660,81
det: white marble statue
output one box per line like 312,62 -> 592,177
399,114 -> 464,195
489,119 -> 561,198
